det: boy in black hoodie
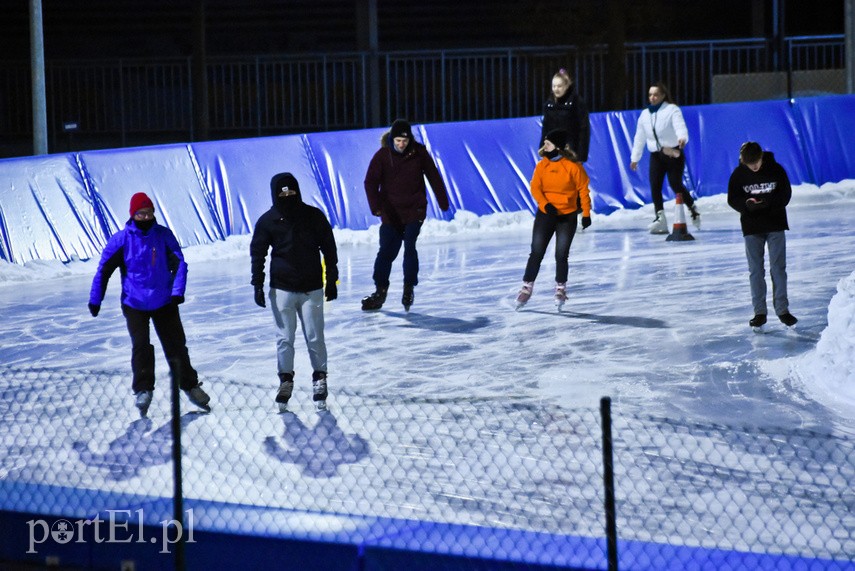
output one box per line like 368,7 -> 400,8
727,142 -> 798,331
250,172 -> 338,411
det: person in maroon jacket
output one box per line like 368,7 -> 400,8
362,118 -> 450,311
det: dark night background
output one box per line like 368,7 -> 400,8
1,0 -> 845,60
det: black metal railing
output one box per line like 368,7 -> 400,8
0,35 -> 845,157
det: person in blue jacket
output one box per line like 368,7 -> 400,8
88,192 -> 210,417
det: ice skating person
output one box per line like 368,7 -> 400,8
88,192 -> 210,417
727,142 -> 798,331
250,172 -> 338,412
540,68 -> 590,163
362,118 -> 450,311
630,81 -> 700,233
516,129 -> 592,311
362,119 -> 448,311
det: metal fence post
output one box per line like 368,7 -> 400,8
171,366 -> 186,571
600,396 -> 618,571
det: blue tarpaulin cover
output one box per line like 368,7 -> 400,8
1,95 -> 853,265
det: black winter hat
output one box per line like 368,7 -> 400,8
544,129 -> 569,150
390,119 -> 412,139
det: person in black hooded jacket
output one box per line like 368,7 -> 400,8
250,172 -> 339,412
727,142 -> 798,330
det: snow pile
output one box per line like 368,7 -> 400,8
0,181 -> 849,284
793,270 -> 855,414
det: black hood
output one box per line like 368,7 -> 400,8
270,172 -> 303,217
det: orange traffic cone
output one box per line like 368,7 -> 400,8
666,194 -> 695,242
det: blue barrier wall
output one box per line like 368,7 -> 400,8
1,95 -> 853,265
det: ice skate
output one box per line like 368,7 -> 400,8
135,390 -> 153,417
749,314 -> 767,333
554,282 -> 567,311
778,313 -> 798,328
275,372 -> 294,413
312,371 -> 328,412
689,204 -> 701,230
648,210 -> 668,234
361,287 -> 388,311
515,282 -> 533,311
402,284 -> 415,311
184,383 -> 211,411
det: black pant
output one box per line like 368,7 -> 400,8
123,303 -> 198,393
523,210 -> 578,283
648,150 -> 695,213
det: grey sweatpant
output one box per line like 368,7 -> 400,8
269,287 -> 327,375
744,231 -> 788,316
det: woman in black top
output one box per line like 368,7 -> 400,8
540,68 -> 590,163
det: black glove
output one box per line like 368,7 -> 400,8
581,216 -> 592,229
745,197 -> 767,212
324,281 -> 338,302
172,295 -> 185,306
254,286 -> 266,308
544,203 -> 558,216
88,303 -> 100,317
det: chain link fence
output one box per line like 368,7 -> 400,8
1,363 -> 853,570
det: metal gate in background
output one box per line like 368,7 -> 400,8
0,35 -> 845,157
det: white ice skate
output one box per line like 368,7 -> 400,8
313,372 -> 328,412
689,205 -> 701,230
648,210 -> 668,234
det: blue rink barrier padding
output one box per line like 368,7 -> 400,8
1,94 -> 854,265
2,480 -> 854,571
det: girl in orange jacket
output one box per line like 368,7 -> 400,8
516,129 -> 592,310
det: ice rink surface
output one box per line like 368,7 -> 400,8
1,184 -> 854,556
2,185 -> 853,432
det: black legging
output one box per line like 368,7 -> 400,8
123,303 -> 199,393
648,150 -> 695,213
522,210 -> 578,283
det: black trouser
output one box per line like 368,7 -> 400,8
123,303 -> 198,393
648,150 -> 695,213
373,220 -> 423,289
523,210 -> 578,283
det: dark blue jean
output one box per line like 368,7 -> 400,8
373,221 -> 423,289
523,210 -> 578,283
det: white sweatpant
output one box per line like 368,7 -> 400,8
269,287 -> 327,375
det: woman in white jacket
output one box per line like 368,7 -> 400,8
630,82 -> 700,234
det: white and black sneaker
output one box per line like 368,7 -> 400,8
312,371 -> 328,412
135,390 -> 153,417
